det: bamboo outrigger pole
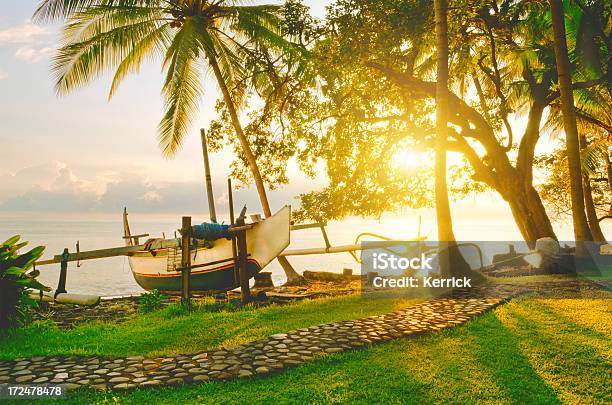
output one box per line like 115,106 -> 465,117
201,128 -> 217,223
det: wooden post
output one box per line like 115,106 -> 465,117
201,129 -> 217,223
55,248 -> 69,298
228,179 -> 239,286
181,216 -> 192,309
236,216 -> 251,304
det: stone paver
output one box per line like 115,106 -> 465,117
0,281 -> 605,391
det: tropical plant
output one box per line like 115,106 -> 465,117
138,288 -> 169,312
34,0 -> 307,284
0,236 -> 49,332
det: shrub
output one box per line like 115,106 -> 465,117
138,289 -> 169,312
0,236 -> 49,332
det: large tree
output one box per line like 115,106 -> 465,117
34,0 -> 306,284
278,0 -> 609,245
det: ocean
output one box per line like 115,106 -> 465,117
1,210 -> 604,297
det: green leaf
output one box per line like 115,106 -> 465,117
4,266 -> 27,277
1,235 -> 21,247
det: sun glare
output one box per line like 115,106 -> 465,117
391,149 -> 426,171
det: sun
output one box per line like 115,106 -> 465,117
391,149 -> 425,171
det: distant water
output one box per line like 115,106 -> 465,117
1,211 -> 607,296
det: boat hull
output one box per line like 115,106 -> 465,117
126,206 -> 290,293
133,259 -> 262,293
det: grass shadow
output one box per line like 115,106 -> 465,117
467,313 -> 562,404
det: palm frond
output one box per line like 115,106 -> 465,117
581,136 -> 611,177
158,17 -> 204,157
52,5 -> 164,95
109,22 -> 171,99
33,0 -> 159,22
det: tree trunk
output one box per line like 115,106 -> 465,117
207,51 -> 306,285
583,175 -> 606,242
579,136 -> 607,242
434,0 -> 475,279
550,0 -> 593,247
503,181 -> 557,246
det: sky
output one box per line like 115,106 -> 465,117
0,0 -> 329,216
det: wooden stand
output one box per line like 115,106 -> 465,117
228,178 -> 251,304
180,216 -> 192,309
55,248 -> 69,298
236,216 -> 251,304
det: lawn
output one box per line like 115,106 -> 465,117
5,293 -> 609,404
0,294 -> 420,359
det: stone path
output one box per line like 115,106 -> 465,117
0,281 -> 606,392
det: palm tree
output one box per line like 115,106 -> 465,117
34,0 -> 305,284
549,0 -> 594,247
433,0 -> 474,278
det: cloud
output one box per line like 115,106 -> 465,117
0,22 -> 48,44
15,46 -> 54,63
0,162 -> 312,214
0,69 -> 7,80
0,162 -> 99,211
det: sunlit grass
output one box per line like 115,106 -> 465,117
4,295 -> 608,404
0,294 -> 420,359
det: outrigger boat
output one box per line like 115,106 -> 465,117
123,206 -> 291,293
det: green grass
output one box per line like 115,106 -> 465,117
0,295 -> 420,359
35,295 -> 609,404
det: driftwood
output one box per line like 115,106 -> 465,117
302,270 -> 361,282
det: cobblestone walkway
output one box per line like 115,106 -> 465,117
0,281 -> 605,391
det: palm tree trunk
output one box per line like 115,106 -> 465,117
434,0 -> 475,279
550,0 -> 593,250
583,175 -> 606,242
579,136 -> 606,242
207,51 -> 305,285
434,0 -> 454,244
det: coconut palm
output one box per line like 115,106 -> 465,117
433,0 -> 476,279
434,0 -> 454,244
34,0 -> 306,284
549,0 -> 594,246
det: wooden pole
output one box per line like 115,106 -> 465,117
229,179 -> 239,286
55,248 -> 69,298
236,216 -> 251,304
180,216 -> 192,309
201,129 -> 217,223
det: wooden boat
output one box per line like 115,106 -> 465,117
123,206 -> 291,293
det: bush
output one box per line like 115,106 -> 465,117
0,236 -> 49,332
138,289 -> 168,312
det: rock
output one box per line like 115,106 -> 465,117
64,383 -> 81,390
140,380 -> 162,387
109,377 -> 130,383
255,366 -> 270,374
270,333 -> 288,340
193,375 -> 210,383
238,369 -> 253,377
210,364 -> 228,371
16,375 -> 35,383
325,348 -> 343,353
114,383 -> 137,390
